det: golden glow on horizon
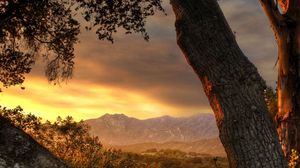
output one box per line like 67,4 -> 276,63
0,77 -> 210,122
0,7 -> 213,122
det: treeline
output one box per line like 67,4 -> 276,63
0,106 -> 229,168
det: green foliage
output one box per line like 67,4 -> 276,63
264,86 -> 278,122
0,0 -> 164,88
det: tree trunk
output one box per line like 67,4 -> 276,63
0,117 -> 69,168
170,0 -> 287,167
276,20 -> 300,158
259,0 -> 300,158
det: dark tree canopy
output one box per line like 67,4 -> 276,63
0,0 -> 164,88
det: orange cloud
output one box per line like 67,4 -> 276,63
0,76 -> 211,121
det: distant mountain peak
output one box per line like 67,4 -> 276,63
100,113 -> 128,119
85,112 -> 218,146
160,115 -> 173,119
97,113 -> 215,121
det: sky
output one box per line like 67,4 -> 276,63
0,0 -> 278,121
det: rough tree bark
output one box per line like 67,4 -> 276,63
0,117 -> 69,168
259,0 -> 300,157
170,0 -> 287,167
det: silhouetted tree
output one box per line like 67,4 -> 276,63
0,0 -> 79,86
0,0 -> 164,87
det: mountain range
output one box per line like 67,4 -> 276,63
84,113 -> 226,156
84,113 -> 219,145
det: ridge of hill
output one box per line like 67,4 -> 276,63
85,113 -> 219,145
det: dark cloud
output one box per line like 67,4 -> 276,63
220,0 -> 278,87
25,0 -> 278,116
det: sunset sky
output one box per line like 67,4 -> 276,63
0,0 -> 278,121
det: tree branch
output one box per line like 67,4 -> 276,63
259,0 -> 284,35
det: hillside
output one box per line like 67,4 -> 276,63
115,138 -> 226,156
85,113 -> 219,145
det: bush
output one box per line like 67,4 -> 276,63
0,106 -> 104,167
